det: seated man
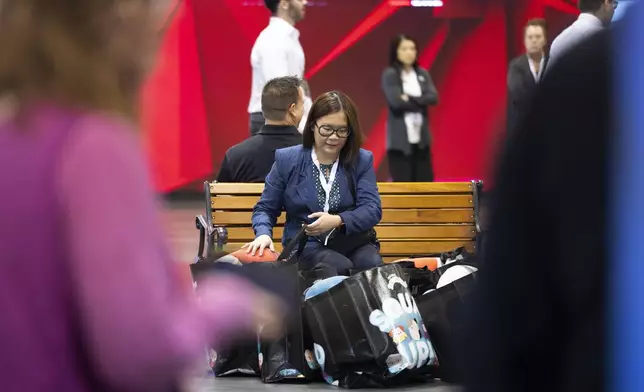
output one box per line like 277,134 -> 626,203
217,76 -> 304,182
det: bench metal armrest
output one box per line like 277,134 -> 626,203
195,215 -> 209,262
195,215 -> 229,261
471,180 -> 484,253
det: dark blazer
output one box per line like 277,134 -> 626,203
461,30 -> 608,392
217,125 -> 301,183
252,145 -> 382,244
381,66 -> 438,155
507,54 -> 549,133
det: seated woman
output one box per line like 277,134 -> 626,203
244,90 -> 384,272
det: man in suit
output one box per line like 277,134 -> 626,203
217,76 -> 303,183
507,18 -> 549,134
460,22 -> 609,392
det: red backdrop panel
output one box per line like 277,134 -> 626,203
140,0 -> 578,193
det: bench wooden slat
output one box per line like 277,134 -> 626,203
223,240 -> 474,255
213,209 -> 474,225
224,225 -> 476,241
377,182 -> 473,194
210,182 -> 474,195
212,195 -> 473,210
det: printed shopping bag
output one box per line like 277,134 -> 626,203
303,264 -> 438,388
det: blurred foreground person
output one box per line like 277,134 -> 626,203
549,0 -> 616,65
461,25 -> 609,392
0,1 -> 285,391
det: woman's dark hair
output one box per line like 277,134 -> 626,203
302,91 -> 363,167
389,34 -> 419,69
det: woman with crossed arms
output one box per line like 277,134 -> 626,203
244,91 -> 384,272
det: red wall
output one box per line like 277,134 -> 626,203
141,0 -> 577,193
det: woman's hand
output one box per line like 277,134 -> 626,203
242,234 -> 274,256
305,212 -> 342,236
401,94 -> 409,101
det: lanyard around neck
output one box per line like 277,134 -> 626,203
311,149 -> 339,212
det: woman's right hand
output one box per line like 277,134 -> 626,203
242,234 -> 274,256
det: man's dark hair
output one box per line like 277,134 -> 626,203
579,0 -> 606,13
261,76 -> 302,121
264,0 -> 280,14
302,91 -> 364,166
524,18 -> 548,37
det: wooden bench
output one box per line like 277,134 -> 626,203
196,181 -> 483,263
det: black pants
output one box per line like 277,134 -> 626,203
249,112 -> 265,136
387,144 -> 434,182
299,243 -> 383,274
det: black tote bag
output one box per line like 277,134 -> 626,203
303,264 -> 438,388
190,252 -> 261,377
208,344 -> 259,377
256,227 -> 333,383
416,271 -> 478,382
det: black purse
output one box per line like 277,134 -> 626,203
326,165 -> 378,255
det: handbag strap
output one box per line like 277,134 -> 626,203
277,225 -> 309,264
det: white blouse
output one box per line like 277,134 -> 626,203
401,69 -> 423,144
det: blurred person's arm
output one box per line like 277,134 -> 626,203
381,67 -> 419,112
409,69 -> 438,106
56,117 -> 276,391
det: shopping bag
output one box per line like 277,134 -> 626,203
395,261 -> 439,298
303,264 -> 438,388
208,343 -> 259,377
256,228 -> 332,383
416,271 -> 478,382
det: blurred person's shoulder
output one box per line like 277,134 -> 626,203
53,107 -> 146,170
542,28 -> 610,87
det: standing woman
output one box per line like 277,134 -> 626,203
381,34 -> 439,182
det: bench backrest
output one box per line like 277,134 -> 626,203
205,181 -> 482,263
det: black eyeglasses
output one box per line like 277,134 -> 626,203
316,124 -> 351,138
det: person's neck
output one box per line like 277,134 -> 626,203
402,64 -> 414,72
584,11 -> 608,26
314,147 -> 338,164
265,119 -> 294,127
275,13 -> 295,26
528,52 -> 543,62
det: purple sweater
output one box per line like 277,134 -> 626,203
0,105 -> 257,392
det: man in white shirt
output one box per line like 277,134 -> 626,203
549,0 -> 617,65
248,0 -> 307,136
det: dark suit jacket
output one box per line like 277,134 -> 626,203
252,145 -> 382,245
216,125 -> 301,183
381,66 -> 438,155
460,30 -> 608,392
507,54 -> 549,133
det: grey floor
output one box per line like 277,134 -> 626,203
187,374 -> 460,391
163,200 -> 461,391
